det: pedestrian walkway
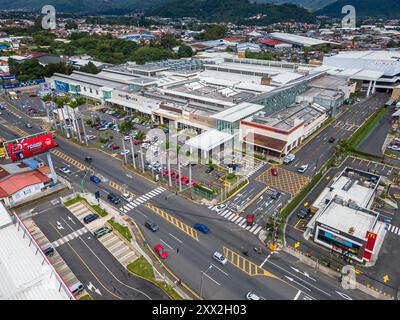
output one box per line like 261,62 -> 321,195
97,231 -> 138,267
208,205 -> 263,236
52,227 -> 89,248
243,161 -> 265,179
385,223 -> 400,236
120,186 -> 166,213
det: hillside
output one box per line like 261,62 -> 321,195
149,0 -> 316,25
0,0 -> 171,14
256,0 -> 336,11
316,0 -> 400,18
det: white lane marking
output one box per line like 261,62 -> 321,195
211,263 -> 229,276
293,290 -> 302,300
284,276 -> 311,291
168,233 -> 183,244
202,272 -> 221,286
336,291 -> 353,300
259,256 -> 269,268
267,260 -> 331,297
160,238 -> 174,250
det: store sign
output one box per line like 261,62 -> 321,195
55,80 -> 70,92
363,231 -> 377,261
4,133 -> 58,161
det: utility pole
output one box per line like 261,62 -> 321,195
122,138 -> 128,164
81,118 -> 88,146
129,136 -> 136,169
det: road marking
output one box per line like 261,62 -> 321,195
168,233 -> 183,244
202,272 -> 221,286
159,239 -> 174,250
293,290 -> 302,300
146,204 -> 199,241
211,263 -> 229,276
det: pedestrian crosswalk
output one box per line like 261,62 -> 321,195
52,227 -> 89,248
385,223 -> 400,236
120,187 -> 166,213
208,205 -> 263,236
243,161 -> 265,179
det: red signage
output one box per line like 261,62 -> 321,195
5,133 -> 57,161
363,231 -> 377,260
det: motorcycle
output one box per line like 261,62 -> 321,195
254,247 -> 262,254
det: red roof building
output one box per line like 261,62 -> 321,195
258,38 -> 286,46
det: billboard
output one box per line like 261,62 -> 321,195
4,133 -> 58,161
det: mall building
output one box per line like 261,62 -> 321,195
45,55 -> 353,162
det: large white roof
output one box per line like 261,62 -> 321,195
186,129 -> 233,152
211,102 -> 264,123
0,204 -> 73,300
269,32 -> 333,47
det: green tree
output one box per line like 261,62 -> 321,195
135,130 -> 146,141
80,62 -> 101,74
160,34 -> 177,50
178,45 -> 194,58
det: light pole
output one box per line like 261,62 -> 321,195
200,264 -> 213,299
129,136 -> 136,169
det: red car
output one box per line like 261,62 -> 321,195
133,139 -> 142,145
271,167 -> 278,176
163,169 -> 169,176
109,145 -> 120,150
29,93 -> 37,97
246,214 -> 254,226
191,181 -> 199,187
154,244 -> 168,259
171,171 -> 177,178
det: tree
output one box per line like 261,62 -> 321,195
65,21 -> 78,30
135,130 -> 146,141
160,34 -> 177,50
178,45 -> 194,58
80,62 -> 101,74
118,120 -> 134,134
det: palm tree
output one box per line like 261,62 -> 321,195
135,130 -> 146,142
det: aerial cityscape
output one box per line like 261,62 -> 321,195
0,0 -> 400,307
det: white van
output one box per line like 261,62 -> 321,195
70,281 -> 84,296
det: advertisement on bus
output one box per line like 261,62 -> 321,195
4,133 -> 57,161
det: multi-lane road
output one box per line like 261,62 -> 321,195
0,95 -> 378,300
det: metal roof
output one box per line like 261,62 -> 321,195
211,102 -> 264,123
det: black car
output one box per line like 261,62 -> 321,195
83,213 -> 99,224
328,137 -> 336,143
270,190 -> 281,200
297,208 -> 311,219
144,220 -> 159,232
107,193 -> 121,205
205,166 -> 214,174
85,156 -> 93,163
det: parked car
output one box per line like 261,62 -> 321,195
194,223 -> 209,234
42,243 -> 55,257
83,213 -> 99,224
97,126 -> 107,131
123,135 -> 131,141
85,156 -> 93,163
120,150 -> 130,156
271,167 -> 278,176
270,189 -> 281,200
297,164 -> 308,173
283,154 -> 295,164
90,175 -> 101,184
328,137 -> 336,143
154,244 -> 168,259
145,220 -> 159,232
109,145 -> 120,150
297,207 -> 311,219
212,251 -> 227,265
122,192 -> 133,203
388,145 -> 400,151
94,227 -> 112,238
86,135 -> 96,141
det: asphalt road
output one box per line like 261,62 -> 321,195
0,96 -> 379,300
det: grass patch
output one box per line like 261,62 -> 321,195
349,106 -> 388,150
91,204 -> 108,218
127,257 -> 184,300
221,173 -> 242,184
64,195 -> 83,207
108,219 -> 132,242
78,294 -> 92,300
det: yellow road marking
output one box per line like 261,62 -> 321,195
223,246 -> 279,279
146,204 -> 198,241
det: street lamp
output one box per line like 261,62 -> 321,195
200,264 -> 213,299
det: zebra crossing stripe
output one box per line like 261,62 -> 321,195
231,216 -> 240,223
249,225 -> 258,233
136,198 -> 145,203
132,201 -> 141,206
236,217 -> 245,224
208,205 -> 214,210
253,226 -> 262,234
142,195 -> 150,200
225,212 -> 234,220
228,214 -> 238,221
238,220 -> 247,227
391,225 -> 396,232
394,227 -> 399,234
221,210 -> 231,217
148,192 -> 157,197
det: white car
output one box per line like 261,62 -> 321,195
120,150 -> 130,156
86,135 -> 96,140
213,251 -> 227,265
297,164 -> 308,173
122,192 -> 134,202
246,292 -> 261,300
59,167 -> 72,175
388,145 -> 400,151
123,135 -> 131,141
283,154 -> 295,164
215,204 -> 227,213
